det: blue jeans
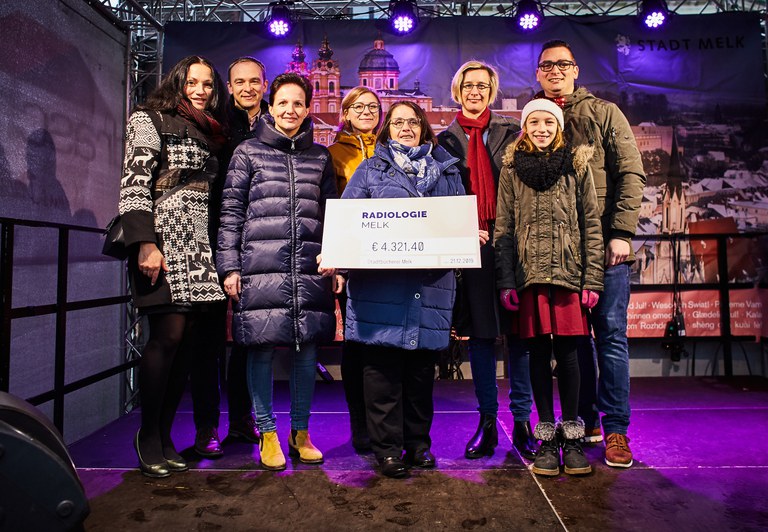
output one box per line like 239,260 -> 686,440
468,336 -> 532,421
246,343 -> 317,433
579,263 -> 631,435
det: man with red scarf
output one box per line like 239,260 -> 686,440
438,61 -> 537,460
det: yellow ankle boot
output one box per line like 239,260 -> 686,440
288,429 -> 324,464
259,431 -> 286,470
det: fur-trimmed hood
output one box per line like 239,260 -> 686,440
502,143 -> 594,178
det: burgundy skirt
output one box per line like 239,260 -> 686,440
511,284 -> 588,339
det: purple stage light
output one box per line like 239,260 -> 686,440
269,18 -> 290,37
514,0 -> 543,32
518,13 -> 540,30
392,14 -> 415,34
640,0 -> 669,29
266,3 -> 292,38
389,0 -> 418,35
644,11 -> 666,28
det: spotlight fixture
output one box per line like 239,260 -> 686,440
266,1 -> 293,38
389,0 -> 418,35
514,0 -> 543,31
639,0 -> 669,29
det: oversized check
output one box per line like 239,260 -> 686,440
321,196 -> 480,269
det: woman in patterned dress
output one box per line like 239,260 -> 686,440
118,56 -> 227,478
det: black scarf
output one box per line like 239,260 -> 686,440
514,147 -> 572,192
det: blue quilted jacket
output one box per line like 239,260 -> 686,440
217,115 -> 338,347
341,143 -> 465,351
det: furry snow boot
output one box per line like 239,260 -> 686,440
559,418 -> 591,475
531,421 -> 560,476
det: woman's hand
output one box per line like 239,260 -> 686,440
316,254 -> 336,277
478,229 -> 490,246
500,288 -> 519,312
580,290 -> 600,309
332,274 -> 345,295
224,272 -> 242,302
138,242 -> 168,285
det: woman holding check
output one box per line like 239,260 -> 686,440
335,101 -> 472,478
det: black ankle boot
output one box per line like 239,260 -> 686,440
512,420 -> 538,460
531,422 -> 559,476
465,413 -> 498,459
559,418 -> 591,475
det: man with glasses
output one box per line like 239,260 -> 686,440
192,57 -> 269,459
438,61 -> 538,461
534,40 -> 646,468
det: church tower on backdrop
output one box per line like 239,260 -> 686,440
310,36 -> 341,114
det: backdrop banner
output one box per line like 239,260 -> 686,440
165,13 -> 767,338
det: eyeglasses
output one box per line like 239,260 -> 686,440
348,102 -> 380,114
390,118 -> 421,130
537,60 -> 576,72
461,83 -> 491,92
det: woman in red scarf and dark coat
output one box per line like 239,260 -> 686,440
117,56 -> 228,477
437,60 -> 538,460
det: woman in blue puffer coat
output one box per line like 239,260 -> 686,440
217,73 -> 340,471
339,101 -> 470,478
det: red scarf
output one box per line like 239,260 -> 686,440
176,99 -> 227,153
456,107 -> 495,231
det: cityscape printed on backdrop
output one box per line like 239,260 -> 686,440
271,32 -> 767,287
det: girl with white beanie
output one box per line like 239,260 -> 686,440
493,98 -> 604,476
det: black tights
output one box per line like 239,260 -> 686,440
527,335 -> 580,424
137,312 -> 200,463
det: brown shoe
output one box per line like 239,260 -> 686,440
582,427 -> 603,443
604,433 -> 633,468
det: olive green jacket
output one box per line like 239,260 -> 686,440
494,144 -> 604,294
535,87 -> 646,262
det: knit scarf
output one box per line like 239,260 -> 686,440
388,141 -> 441,195
514,146 -> 573,192
456,107 -> 495,231
177,99 -> 227,154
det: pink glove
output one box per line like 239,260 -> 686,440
500,289 -> 520,312
581,290 -> 600,309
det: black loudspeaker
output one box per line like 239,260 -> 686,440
0,391 -> 90,531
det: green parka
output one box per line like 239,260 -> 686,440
494,144 -> 604,294
534,87 -> 646,262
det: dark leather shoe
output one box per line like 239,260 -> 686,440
512,420 -> 538,460
195,427 -> 224,458
228,415 -> 260,444
379,456 -> 408,479
405,449 -> 436,469
134,432 -> 170,478
465,413 -> 498,459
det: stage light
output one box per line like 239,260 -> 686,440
640,0 -> 669,28
266,1 -> 293,38
389,0 -> 418,35
514,0 -> 543,31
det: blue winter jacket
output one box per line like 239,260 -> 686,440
217,115 -> 338,347
341,142 -> 465,351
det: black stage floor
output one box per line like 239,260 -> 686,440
69,377 -> 768,531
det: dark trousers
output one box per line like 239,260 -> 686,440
190,302 -> 252,430
362,344 -> 436,460
339,294 -> 366,418
527,335 -> 580,424
226,344 -> 253,421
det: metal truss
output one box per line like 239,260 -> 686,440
99,0 -> 765,22
96,0 -> 765,112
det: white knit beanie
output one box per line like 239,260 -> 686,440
520,98 -> 564,129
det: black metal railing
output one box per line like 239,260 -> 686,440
0,217 -> 133,432
1,215 -> 765,433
